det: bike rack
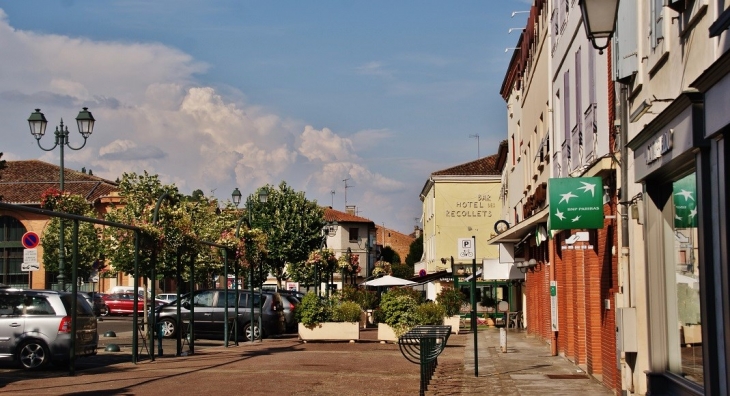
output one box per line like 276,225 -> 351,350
397,325 -> 452,396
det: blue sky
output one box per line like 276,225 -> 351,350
0,0 -> 530,233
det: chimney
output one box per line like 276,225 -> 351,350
345,205 -> 356,215
413,226 -> 421,239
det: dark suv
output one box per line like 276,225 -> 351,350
155,289 -> 284,341
0,287 -> 98,369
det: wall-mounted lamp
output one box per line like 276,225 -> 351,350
629,99 -> 652,123
578,0 -> 620,54
505,47 -> 522,53
511,11 -> 529,18
508,28 -> 525,34
603,185 -> 611,204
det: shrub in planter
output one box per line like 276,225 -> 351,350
436,287 -> 467,317
296,293 -> 332,329
332,301 -> 362,323
379,291 -> 419,337
415,302 -> 446,325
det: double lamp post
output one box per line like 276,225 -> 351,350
27,108 -> 96,291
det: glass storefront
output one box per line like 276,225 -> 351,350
668,173 -> 703,385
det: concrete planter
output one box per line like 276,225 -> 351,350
298,322 -> 360,341
377,323 -> 397,342
443,315 -> 461,334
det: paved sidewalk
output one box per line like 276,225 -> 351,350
427,327 -> 613,395
0,327 -> 614,395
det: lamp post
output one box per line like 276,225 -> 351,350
578,0 -> 620,54
232,187 -> 268,343
27,108 -> 95,291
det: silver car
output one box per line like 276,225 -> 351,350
0,287 -> 98,369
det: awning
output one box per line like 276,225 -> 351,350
488,207 -> 549,245
409,270 -> 450,284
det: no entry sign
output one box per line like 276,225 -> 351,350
21,231 -> 40,249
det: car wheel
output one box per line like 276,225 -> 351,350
17,340 -> 49,370
159,318 -> 176,338
243,322 -> 260,341
99,304 -> 109,317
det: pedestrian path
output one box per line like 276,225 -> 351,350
429,328 -> 613,395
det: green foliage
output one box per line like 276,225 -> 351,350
251,182 -> 325,286
380,246 -> 401,264
391,263 -> 414,280
40,190 -> 103,280
405,234 -> 423,267
336,285 -> 378,310
295,293 -> 331,328
332,301 -> 362,323
385,286 -> 423,304
480,294 -> 496,308
436,287 -> 467,316
415,302 -> 447,325
379,290 -> 420,336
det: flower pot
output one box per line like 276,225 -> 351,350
298,322 -> 360,341
443,315 -> 461,334
377,323 -> 397,342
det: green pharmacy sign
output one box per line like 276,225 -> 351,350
548,177 -> 604,231
673,173 -> 697,228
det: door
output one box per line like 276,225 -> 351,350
191,291 -> 216,335
0,293 -> 25,357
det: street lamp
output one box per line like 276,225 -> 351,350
28,108 -> 96,291
232,187 -> 268,343
578,0 -> 620,54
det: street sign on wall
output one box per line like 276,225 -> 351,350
21,231 -> 40,249
548,177 -> 604,231
457,238 -> 475,260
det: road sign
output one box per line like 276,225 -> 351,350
457,238 -> 475,260
21,262 -> 40,271
89,270 -> 99,283
21,231 -> 40,249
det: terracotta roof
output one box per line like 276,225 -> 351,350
323,207 -> 375,225
431,153 -> 501,176
0,160 -> 118,205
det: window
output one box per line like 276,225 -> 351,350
0,216 -> 28,288
193,291 -> 214,307
25,296 -> 55,316
349,228 -> 359,243
216,292 -> 238,308
666,172 -> 704,385
651,0 -> 665,50
0,294 -> 24,316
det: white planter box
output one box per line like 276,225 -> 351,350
443,315 -> 461,334
682,325 -> 702,344
298,322 -> 360,341
377,323 -> 397,342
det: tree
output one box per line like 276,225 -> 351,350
40,189 -> 103,281
405,234 -> 423,266
391,263 -> 413,279
380,246 -> 401,264
249,182 -> 325,287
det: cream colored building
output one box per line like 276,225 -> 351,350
418,152 -> 505,275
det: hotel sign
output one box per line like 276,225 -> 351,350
548,177 -> 604,231
646,129 -> 673,164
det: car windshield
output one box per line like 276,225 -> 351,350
60,293 -> 94,316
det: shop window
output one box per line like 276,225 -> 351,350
668,172 -> 704,385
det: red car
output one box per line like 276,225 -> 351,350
102,293 -> 166,316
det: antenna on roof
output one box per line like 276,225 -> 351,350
469,134 -> 480,159
343,178 -> 353,208
330,190 -> 335,207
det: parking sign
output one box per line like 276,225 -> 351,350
457,238 -> 475,259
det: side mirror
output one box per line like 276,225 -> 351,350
182,301 -> 191,310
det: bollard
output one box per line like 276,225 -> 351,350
500,327 -> 507,353
157,321 -> 164,357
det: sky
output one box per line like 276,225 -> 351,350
0,0 -> 531,234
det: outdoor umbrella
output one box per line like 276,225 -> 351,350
362,275 -> 416,287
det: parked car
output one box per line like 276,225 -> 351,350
102,293 -> 166,316
155,289 -> 284,342
0,286 -> 98,369
157,293 -> 178,303
278,293 -> 299,333
85,292 -> 108,317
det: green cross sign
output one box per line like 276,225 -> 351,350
548,177 -> 604,231
673,173 -> 697,228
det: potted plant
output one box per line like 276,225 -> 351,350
297,293 -> 361,341
436,287 -> 466,334
377,288 -> 421,342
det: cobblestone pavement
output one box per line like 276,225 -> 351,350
0,327 -> 614,395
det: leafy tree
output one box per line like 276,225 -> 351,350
405,234 -> 423,266
380,246 -> 401,264
249,182 -> 325,287
40,188 -> 104,281
391,263 -> 414,279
